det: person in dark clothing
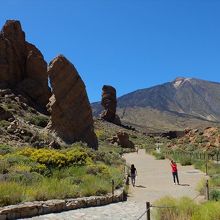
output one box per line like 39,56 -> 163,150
130,164 -> 137,187
170,160 -> 179,185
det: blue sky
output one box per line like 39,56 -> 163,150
1,0 -> 220,102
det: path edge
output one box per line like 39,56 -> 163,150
0,188 -> 126,220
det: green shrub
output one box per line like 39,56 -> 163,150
52,166 -> 87,180
193,160 -> 205,170
5,154 -> 33,166
210,189 -> 220,201
108,166 -> 124,189
7,172 -> 43,185
0,182 -> 24,206
154,196 -> 220,220
9,164 -> 31,173
86,164 -> 110,176
66,149 -> 92,165
0,158 -> 9,174
192,201 -> 220,220
30,163 -> 50,176
0,144 -> 14,155
153,196 -> 198,220
210,175 -> 220,187
95,129 -> 107,141
152,151 -> 165,160
26,178 -> 79,201
179,156 -> 192,166
94,150 -> 123,166
79,175 -> 111,196
196,178 -> 206,195
28,115 -> 49,127
0,120 -> 10,128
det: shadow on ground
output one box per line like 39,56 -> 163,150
178,183 -> 190,186
135,185 -> 147,188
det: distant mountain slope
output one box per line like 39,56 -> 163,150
92,77 -> 220,131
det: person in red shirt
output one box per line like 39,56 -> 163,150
170,160 -> 179,185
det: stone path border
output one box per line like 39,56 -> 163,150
0,189 -> 125,220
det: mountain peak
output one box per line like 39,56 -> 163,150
173,77 -> 192,89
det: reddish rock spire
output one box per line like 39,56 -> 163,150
0,20 -> 51,112
100,85 -> 121,125
47,55 -> 98,149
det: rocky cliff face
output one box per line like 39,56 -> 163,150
47,55 -> 98,149
0,20 -> 51,112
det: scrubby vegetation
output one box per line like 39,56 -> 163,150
27,114 -> 49,127
0,143 -> 125,206
141,131 -> 220,203
153,196 -> 220,220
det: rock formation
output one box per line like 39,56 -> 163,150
109,131 -> 134,148
47,55 -> 98,149
100,85 -> 121,125
0,106 -> 13,121
0,20 -> 51,112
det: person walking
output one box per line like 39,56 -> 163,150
130,164 -> 137,187
170,160 -> 179,185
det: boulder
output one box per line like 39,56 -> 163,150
117,131 -> 134,148
0,107 -> 13,121
0,20 -> 51,112
109,131 -> 134,148
47,55 -> 98,149
100,85 -> 121,125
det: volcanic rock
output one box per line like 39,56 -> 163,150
0,106 -> 13,121
0,20 -> 51,112
109,131 -> 134,148
100,85 -> 121,125
47,55 -> 98,149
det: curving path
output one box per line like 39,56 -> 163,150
23,149 -> 205,220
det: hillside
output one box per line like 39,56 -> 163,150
92,77 -> 220,131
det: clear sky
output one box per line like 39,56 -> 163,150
1,0 -> 220,102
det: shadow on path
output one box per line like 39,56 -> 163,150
178,183 -> 190,186
135,185 -> 147,188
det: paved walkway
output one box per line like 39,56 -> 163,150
23,149 -> 205,220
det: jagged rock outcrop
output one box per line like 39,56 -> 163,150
108,131 -> 134,148
0,20 -> 51,112
100,85 -> 121,125
47,55 -> 98,149
0,106 -> 13,121
161,130 -> 185,139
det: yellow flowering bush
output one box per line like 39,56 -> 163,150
30,164 -> 49,175
19,147 -> 35,157
66,149 -> 92,165
9,164 -> 31,172
18,147 -> 93,168
86,164 -> 110,176
31,149 -> 67,168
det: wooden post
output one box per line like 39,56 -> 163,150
112,179 -> 115,201
206,180 -> 209,200
146,202 -> 151,220
205,156 -> 208,176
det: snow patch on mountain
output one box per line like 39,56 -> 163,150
173,77 -> 192,89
